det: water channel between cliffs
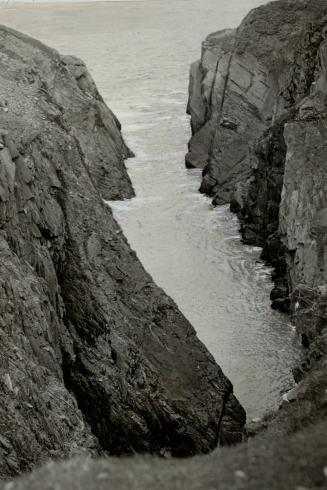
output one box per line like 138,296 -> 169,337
1,0 -> 301,419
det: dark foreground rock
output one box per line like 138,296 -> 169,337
0,25 -> 246,479
2,338 -> 327,489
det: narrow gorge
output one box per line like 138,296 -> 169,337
1,0 -> 327,488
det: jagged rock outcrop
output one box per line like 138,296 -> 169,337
238,1 -> 327,314
186,0 -> 327,205
184,2 -> 327,486
187,0 -> 327,347
0,26 -> 246,479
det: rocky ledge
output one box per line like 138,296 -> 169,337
0,25 -> 245,479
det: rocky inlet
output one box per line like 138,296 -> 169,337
1,0 -> 327,488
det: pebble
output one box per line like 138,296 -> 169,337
323,467 -> 327,478
3,373 -> 13,392
235,470 -> 247,479
4,482 -> 14,490
97,472 -> 109,481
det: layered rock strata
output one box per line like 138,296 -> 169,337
0,25 -> 245,479
186,0 -> 327,204
187,0 -> 327,349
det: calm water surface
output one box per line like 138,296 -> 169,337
1,0 -> 301,418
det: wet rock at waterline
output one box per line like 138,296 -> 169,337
0,25 -> 245,478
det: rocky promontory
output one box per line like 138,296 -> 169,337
0,25 -> 246,479
185,0 -> 327,486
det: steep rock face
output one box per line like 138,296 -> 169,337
185,3 -> 327,484
186,0 -> 327,205
0,26 -> 245,479
187,0 -> 327,326
229,1 -> 327,463
239,3 -> 327,310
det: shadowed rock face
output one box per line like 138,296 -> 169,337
0,26 -> 245,478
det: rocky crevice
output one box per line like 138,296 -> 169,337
238,115 -> 292,312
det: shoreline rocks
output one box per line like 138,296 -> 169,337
186,0 -> 327,205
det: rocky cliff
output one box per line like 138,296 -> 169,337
0,25 -> 246,479
186,0 -> 327,204
183,0 -> 327,486
187,0 -> 327,344
3,0 -> 327,488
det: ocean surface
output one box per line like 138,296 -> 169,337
1,0 -> 301,418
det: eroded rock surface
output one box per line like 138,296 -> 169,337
183,1 -> 327,487
237,1 -> 327,315
187,0 -> 327,381
186,0 -> 327,205
0,25 -> 245,479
